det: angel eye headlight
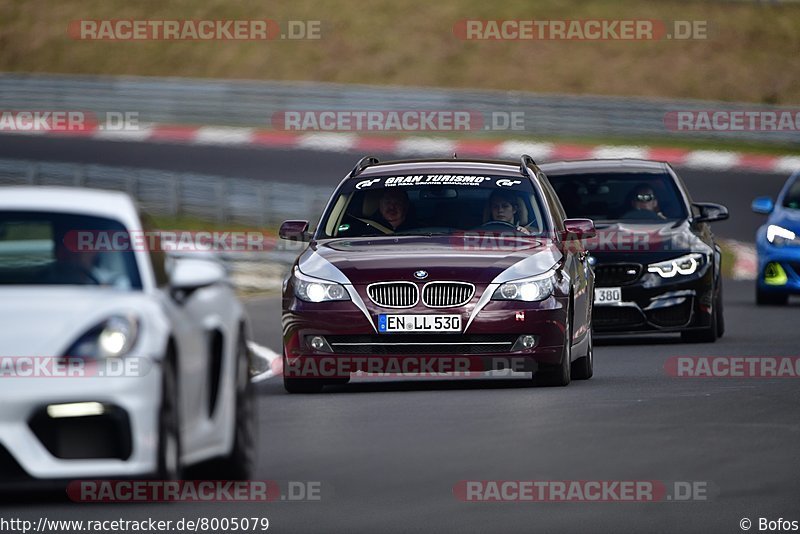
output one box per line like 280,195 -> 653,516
293,269 -> 350,303
492,271 -> 555,302
647,253 -> 703,278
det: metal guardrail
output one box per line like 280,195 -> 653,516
0,158 -> 331,228
0,158 -> 317,290
0,73 -> 798,144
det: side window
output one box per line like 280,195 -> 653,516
139,212 -> 169,287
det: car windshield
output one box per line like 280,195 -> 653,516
546,171 -> 688,222
316,174 -> 549,238
781,177 -> 800,209
0,211 -> 142,289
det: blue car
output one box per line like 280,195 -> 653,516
752,170 -> 800,305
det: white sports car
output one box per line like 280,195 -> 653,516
0,187 -> 254,486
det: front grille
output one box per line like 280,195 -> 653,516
594,263 -> 642,286
326,334 -> 517,354
367,282 -> 419,308
422,282 -> 475,308
593,306 -> 645,329
28,406 -> 132,460
646,299 -> 693,328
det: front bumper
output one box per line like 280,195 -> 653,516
755,245 -> 800,295
592,262 -> 715,335
0,359 -> 161,484
282,285 -> 570,378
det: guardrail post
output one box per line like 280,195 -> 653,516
73,166 -> 85,187
170,175 -> 181,217
126,173 -> 136,198
258,184 -> 268,228
26,163 -> 38,185
262,182 -> 275,227
216,180 -> 227,224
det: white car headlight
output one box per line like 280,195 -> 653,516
767,225 -> 799,246
647,253 -> 703,278
492,270 -> 555,302
293,269 -> 350,303
64,315 -> 139,359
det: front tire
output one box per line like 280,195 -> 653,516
716,278 -> 725,339
571,327 -> 593,380
535,303 -> 572,387
756,285 -> 788,306
156,356 -> 182,480
215,332 -> 256,480
681,298 -> 718,344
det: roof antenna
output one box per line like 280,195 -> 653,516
452,152 -> 458,159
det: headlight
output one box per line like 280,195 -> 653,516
767,225 -> 800,246
63,315 -> 139,359
647,253 -> 703,278
293,269 -> 350,303
492,270 -> 555,302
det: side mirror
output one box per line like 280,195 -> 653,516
751,197 -> 774,215
693,202 -> 729,223
169,257 -> 226,290
279,220 -> 311,242
563,218 -> 596,239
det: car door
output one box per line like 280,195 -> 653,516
142,227 -> 210,457
163,271 -> 236,454
539,173 -> 593,342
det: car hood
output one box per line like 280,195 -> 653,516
0,287 -> 158,356
297,235 -> 562,285
586,220 -> 707,263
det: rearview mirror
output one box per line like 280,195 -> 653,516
563,218 -> 597,239
751,197 -> 774,215
420,188 -> 458,199
279,220 -> 311,241
693,202 -> 729,223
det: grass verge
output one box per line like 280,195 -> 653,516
1,0 -> 799,104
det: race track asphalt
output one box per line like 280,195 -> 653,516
0,133 -> 790,242
1,133 -> 798,533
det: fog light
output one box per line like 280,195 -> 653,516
511,334 -> 538,352
764,262 -> 788,286
307,335 -> 333,353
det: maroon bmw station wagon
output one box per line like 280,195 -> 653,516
279,155 -> 596,392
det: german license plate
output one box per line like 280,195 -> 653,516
594,287 -> 622,305
378,314 -> 461,332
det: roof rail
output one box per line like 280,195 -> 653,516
519,154 -> 537,178
349,156 -> 380,178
